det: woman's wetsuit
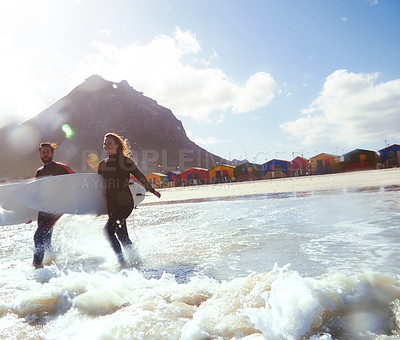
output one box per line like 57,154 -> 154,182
97,153 -> 155,263
33,161 -> 74,267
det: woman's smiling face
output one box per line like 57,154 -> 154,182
103,136 -> 118,155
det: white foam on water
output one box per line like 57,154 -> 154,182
1,259 -> 400,339
1,187 -> 400,338
245,266 -> 400,339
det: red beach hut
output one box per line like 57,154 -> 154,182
180,167 -> 209,186
291,156 -> 310,176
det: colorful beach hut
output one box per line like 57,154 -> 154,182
291,156 -> 310,176
343,149 -> 378,171
234,162 -> 264,181
379,144 -> 400,168
208,165 -> 235,184
263,159 -> 291,179
310,153 -> 340,175
146,173 -> 168,188
166,171 -> 181,187
180,167 -> 209,186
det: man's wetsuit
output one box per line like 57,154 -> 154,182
33,161 -> 74,267
98,153 -> 155,263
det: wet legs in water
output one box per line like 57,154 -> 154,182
104,208 -> 133,265
33,212 -> 61,268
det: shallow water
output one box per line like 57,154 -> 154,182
1,185 -> 400,339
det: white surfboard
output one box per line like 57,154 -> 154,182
0,181 -> 37,226
12,173 -> 147,215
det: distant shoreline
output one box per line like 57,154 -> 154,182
142,168 -> 400,205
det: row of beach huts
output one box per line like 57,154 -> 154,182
145,144 -> 400,188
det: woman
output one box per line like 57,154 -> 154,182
98,133 -> 161,265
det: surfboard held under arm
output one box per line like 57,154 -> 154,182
12,173 -> 146,215
0,181 -> 38,226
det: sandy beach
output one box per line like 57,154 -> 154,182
143,168 -> 400,205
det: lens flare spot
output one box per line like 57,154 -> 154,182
87,153 -> 99,170
62,124 -> 74,139
7,124 -> 40,155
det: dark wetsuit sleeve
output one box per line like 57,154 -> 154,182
58,163 -> 74,174
126,158 -> 155,193
35,162 -> 74,177
97,161 -> 104,175
35,168 -> 42,178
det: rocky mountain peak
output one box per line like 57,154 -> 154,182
0,76 -> 229,178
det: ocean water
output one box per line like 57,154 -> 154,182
1,184 -> 400,339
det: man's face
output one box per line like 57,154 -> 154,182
39,147 -> 54,164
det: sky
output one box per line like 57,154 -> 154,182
0,0 -> 399,163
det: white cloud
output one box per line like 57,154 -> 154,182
0,22 -> 277,128
0,37 -> 51,127
98,29 -> 111,38
186,130 -> 232,147
281,69 -> 400,147
192,136 -> 232,146
231,72 -> 276,114
74,27 -> 277,122
0,1 -> 56,127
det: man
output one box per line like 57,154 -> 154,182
33,142 -> 74,268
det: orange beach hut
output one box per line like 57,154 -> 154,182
208,165 -> 235,183
310,153 -> 340,175
146,173 -> 168,188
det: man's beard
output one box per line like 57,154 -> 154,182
40,156 -> 53,164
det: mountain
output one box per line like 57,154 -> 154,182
231,159 -> 249,166
0,75 -> 229,178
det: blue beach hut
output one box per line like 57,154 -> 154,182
263,159 -> 291,179
379,144 -> 400,168
166,171 -> 181,187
